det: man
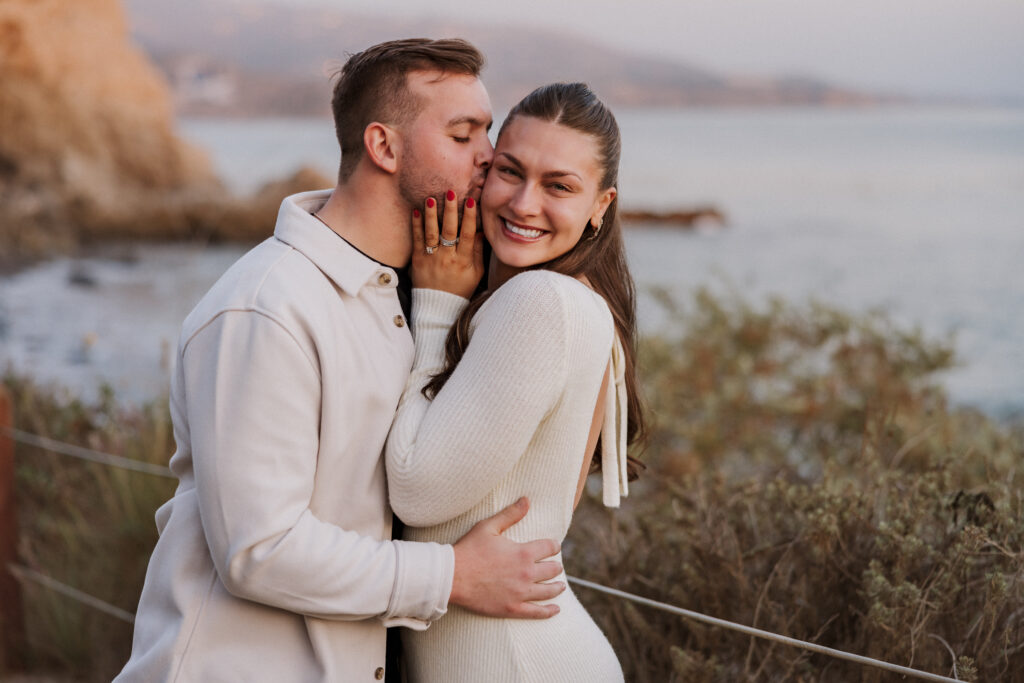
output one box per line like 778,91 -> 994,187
116,38 -> 564,682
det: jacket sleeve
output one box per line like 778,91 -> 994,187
386,272 -> 573,527
183,309 -> 452,625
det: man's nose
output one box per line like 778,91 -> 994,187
476,138 -> 494,169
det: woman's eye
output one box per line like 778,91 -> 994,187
551,183 -> 571,193
453,136 -> 470,143
498,166 -> 521,177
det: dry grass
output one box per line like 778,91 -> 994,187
3,378 -> 175,679
568,288 -> 1024,682
3,288 -> 1022,681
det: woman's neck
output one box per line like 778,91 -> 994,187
486,256 -> 524,290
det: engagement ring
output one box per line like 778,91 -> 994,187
425,245 -> 437,254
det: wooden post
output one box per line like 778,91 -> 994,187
0,385 -> 26,671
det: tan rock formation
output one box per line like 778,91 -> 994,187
0,0 -> 220,260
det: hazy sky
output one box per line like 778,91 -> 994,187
288,0 -> 1024,101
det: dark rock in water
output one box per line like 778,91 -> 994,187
621,206 -> 727,229
68,263 -> 98,288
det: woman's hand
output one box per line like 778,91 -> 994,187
411,190 -> 485,299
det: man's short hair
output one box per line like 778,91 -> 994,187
331,38 -> 485,182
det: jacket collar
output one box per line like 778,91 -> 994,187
273,190 -> 387,297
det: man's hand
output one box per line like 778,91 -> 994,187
449,497 -> 564,618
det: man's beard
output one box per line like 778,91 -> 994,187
397,166 -> 480,227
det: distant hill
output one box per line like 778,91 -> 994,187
124,0 -> 898,117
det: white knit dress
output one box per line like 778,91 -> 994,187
386,270 -> 630,682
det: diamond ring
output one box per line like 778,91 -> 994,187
425,245 -> 437,254
439,236 -> 459,247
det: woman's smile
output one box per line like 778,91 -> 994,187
500,218 -> 547,241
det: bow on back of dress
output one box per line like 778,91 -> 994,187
600,334 -> 629,508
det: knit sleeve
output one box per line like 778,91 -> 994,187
386,271 -> 572,527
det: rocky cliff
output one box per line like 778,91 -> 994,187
0,0 -> 325,264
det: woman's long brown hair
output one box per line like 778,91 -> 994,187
423,82 -> 647,479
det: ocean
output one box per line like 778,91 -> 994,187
1,106 -> 1022,414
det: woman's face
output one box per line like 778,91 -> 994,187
481,116 -> 616,276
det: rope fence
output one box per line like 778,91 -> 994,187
1,418 -> 963,682
8,563 -> 136,624
2,426 -> 174,478
566,576 -> 959,682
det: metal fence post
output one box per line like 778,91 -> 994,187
0,385 -> 27,671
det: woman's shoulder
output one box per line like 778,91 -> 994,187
488,270 -> 613,334
500,269 -> 601,299
500,268 -> 574,290
495,270 -> 603,308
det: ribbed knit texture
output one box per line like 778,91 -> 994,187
386,270 -> 626,682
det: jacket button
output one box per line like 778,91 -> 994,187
393,315 -> 405,328
378,272 -> 392,285
374,667 -> 385,680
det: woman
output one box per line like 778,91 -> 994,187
386,82 -> 644,681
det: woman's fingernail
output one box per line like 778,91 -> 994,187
466,197 -> 475,209
413,209 -> 420,218
446,190 -> 456,202
426,197 -> 436,208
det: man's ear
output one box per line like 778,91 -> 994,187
363,122 -> 399,174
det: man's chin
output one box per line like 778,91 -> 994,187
464,172 -> 488,201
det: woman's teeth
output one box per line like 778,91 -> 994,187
503,219 -> 543,239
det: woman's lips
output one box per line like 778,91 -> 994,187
501,218 -> 545,240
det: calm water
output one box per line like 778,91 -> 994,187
1,107 -> 1022,414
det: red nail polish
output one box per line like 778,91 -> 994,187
413,209 -> 420,218
446,190 -> 456,202
426,197 -> 435,208
466,197 -> 475,209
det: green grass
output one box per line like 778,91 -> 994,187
3,289 -> 1022,681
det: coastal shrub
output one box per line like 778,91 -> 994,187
568,289 -> 1023,682
3,288 -> 1022,681
3,374 -> 175,678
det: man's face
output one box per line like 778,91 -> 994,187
397,70 -> 494,211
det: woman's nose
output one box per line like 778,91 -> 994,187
508,184 -> 540,218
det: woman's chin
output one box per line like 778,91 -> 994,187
487,238 -> 538,269
494,253 -> 542,271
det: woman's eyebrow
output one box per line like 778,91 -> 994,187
498,152 -> 582,181
497,152 -> 523,168
542,170 -> 583,181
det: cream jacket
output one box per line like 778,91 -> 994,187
116,191 -> 454,682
